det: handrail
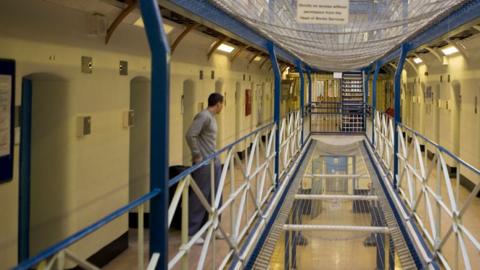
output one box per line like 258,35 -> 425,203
13,119 -> 282,270
13,190 -> 160,270
168,122 -> 275,187
399,123 -> 480,175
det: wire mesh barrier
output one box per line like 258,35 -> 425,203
209,0 -> 467,70
372,111 -> 480,270
13,111 -> 305,270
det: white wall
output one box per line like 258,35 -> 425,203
0,0 -> 275,268
402,35 -> 480,184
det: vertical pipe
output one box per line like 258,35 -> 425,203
372,63 -> 380,145
394,44 -> 409,188
19,78 -> 32,262
138,0 -> 170,268
364,68 -> 371,135
268,42 -> 281,185
296,60 -> 305,144
307,68 -> 312,134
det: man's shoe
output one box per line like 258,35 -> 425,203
194,237 -> 205,245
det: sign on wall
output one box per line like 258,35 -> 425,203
0,59 -> 15,183
297,0 -> 349,25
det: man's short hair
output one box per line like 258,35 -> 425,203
208,93 -> 224,107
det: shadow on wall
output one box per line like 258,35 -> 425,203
23,73 -> 70,256
129,77 -> 151,203
182,79 -> 195,165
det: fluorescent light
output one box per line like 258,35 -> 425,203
254,56 -> 262,62
413,57 -> 423,64
441,46 -> 459,56
134,18 -> 174,34
217,43 -> 235,53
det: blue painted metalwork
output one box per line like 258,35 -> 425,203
393,44 -> 409,189
362,140 -> 439,269
13,190 -> 160,270
268,41 -> 281,186
168,0 -> 297,64
372,63 -> 381,144
296,60 -> 305,144
138,0 -> 170,268
18,78 -> 32,263
377,0 -> 480,66
306,67 -> 312,106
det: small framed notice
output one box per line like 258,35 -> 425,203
297,0 -> 349,25
0,59 -> 15,183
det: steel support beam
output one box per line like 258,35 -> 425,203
139,1 -> 170,269
207,36 -> 229,60
105,0 -> 137,44
393,44 -> 409,189
171,23 -> 199,54
230,45 -> 249,63
268,42 -> 281,186
283,224 -> 390,234
294,194 -> 379,201
372,62 -> 381,145
296,60 -> 305,144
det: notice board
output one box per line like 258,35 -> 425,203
0,59 -> 15,183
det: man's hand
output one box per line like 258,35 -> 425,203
192,155 -> 202,164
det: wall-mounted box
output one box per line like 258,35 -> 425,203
123,110 -> 134,128
77,116 -> 91,137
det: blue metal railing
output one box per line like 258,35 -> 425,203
12,121 -> 278,270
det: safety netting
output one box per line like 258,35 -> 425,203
210,0 -> 467,71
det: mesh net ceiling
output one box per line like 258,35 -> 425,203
210,0 -> 466,71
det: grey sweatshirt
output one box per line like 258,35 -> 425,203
185,109 -> 217,162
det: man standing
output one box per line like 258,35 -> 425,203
185,93 -> 223,243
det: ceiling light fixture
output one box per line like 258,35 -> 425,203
441,46 -> 459,56
217,43 -> 235,53
413,57 -> 423,64
254,56 -> 262,62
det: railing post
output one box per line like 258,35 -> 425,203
393,43 -> 409,188
268,41 -> 281,186
372,62 -> 380,145
296,60 -> 305,145
363,68 -> 371,135
306,67 -> 312,136
138,0 -> 171,269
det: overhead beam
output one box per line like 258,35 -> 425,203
304,174 -> 368,178
230,45 -> 249,63
294,194 -> 379,201
207,36 -> 229,60
423,46 -> 443,64
105,0 -> 138,44
248,52 -> 262,64
259,57 -> 269,69
405,58 -> 419,75
283,224 -> 390,234
171,23 -> 199,54
446,39 -> 468,59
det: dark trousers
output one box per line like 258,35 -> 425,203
188,159 -> 222,236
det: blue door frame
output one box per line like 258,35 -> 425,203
18,78 -> 32,263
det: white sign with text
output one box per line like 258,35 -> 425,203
297,0 -> 349,25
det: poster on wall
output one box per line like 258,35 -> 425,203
245,89 -> 252,116
0,59 -> 15,183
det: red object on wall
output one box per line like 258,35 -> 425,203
245,89 -> 252,116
